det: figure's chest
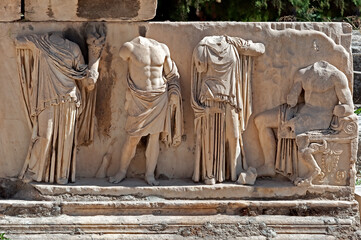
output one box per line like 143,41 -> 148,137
131,46 -> 165,66
303,72 -> 334,92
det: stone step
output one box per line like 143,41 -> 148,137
0,214 -> 357,239
29,178 -> 353,201
0,234 -> 339,240
0,199 -> 358,217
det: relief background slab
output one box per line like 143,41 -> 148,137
0,0 -> 21,22
0,22 -> 353,183
25,0 -> 157,22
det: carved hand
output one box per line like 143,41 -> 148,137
85,78 -> 95,91
169,93 -> 179,106
85,23 -> 107,66
333,104 -> 353,117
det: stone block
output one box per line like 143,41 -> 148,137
25,0 -> 157,21
0,0 -> 21,21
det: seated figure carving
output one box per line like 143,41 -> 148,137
255,61 -> 355,186
109,37 -> 183,186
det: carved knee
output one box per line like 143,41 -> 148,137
254,114 -> 264,131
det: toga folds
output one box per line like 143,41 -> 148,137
192,36 -> 263,183
125,61 -> 183,147
16,33 -> 96,184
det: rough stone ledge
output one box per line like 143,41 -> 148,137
0,199 -> 357,217
0,215 -> 358,239
2,234 -> 339,240
30,178 -> 354,201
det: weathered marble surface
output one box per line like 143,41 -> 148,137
25,0 -> 157,21
0,0 -> 21,21
0,22 -> 354,186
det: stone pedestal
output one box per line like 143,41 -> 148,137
0,178 -> 359,239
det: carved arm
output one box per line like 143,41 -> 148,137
333,72 -> 354,117
225,36 -> 265,57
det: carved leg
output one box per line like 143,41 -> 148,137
22,108 -> 54,183
145,133 -> 160,186
109,135 -> 141,184
294,155 -> 321,187
226,105 -> 240,182
254,107 -> 279,176
294,137 -> 323,186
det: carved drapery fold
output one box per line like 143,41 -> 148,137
192,36 -> 256,183
16,33 -> 97,184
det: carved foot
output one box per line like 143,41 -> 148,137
21,171 -> 34,183
204,177 -> 216,185
294,177 -> 312,187
145,176 -> 159,186
57,178 -> 69,185
257,164 -> 276,177
96,153 -> 111,178
109,172 -> 126,184
236,167 -> 258,185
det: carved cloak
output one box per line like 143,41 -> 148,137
191,36 -> 254,183
125,61 -> 183,147
16,33 -> 96,183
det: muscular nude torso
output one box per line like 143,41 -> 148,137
288,61 -> 352,133
120,37 -> 172,91
301,67 -> 339,112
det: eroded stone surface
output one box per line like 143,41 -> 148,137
0,215 -> 358,239
25,0 -> 157,21
0,0 -> 21,22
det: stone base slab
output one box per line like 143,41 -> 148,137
30,178 -> 353,200
1,178 -> 359,238
0,199 -> 357,217
0,215 -> 357,239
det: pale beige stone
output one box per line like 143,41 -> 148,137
0,0 -> 21,22
25,0 -> 157,21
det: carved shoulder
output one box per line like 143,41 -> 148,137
119,42 -> 134,61
333,70 -> 349,89
160,43 -> 171,58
